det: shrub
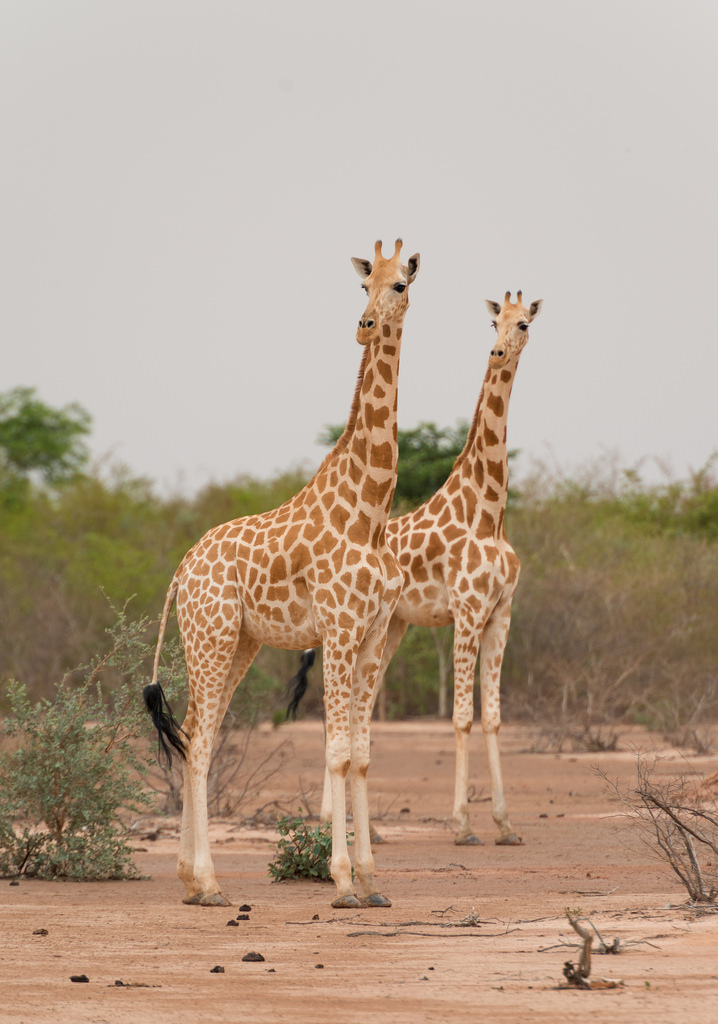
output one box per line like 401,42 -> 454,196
268,815 -> 335,882
0,606 -> 186,880
600,755 -> 718,903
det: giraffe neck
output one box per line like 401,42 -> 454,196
451,357 -> 519,535
344,324 -> 403,526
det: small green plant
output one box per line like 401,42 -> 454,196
268,814 -> 337,882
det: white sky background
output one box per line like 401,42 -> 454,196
2,1 -> 716,495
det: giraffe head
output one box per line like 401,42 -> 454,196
485,291 -> 542,368
351,239 -> 420,346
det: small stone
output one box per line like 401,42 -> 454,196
241,951 -> 265,962
312,914 -> 319,921
209,965 -> 225,974
70,975 -> 89,983
226,919 -> 239,927
9,881 -> 19,887
315,963 -> 324,969
238,903 -> 252,912
236,914 -> 249,920
33,928 -> 49,936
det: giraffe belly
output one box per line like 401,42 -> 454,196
240,604 -> 321,651
395,586 -> 452,628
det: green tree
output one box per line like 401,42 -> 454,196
0,387 -> 91,502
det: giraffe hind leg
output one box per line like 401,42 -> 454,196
177,630 -> 262,905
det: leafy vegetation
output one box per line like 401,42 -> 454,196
0,388 -> 717,749
268,814 -> 335,882
0,386 -> 91,505
0,607 -> 186,880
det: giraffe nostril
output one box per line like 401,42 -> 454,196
366,319 -> 375,329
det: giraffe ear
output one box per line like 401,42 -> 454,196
406,253 -> 420,283
528,299 -> 543,320
351,257 -> 372,279
485,300 -> 502,318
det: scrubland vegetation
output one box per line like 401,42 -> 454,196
1,388 -> 717,746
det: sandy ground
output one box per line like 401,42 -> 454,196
2,720 -> 718,1024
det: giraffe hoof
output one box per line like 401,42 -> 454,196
183,892 -> 232,907
495,833 -> 523,846
454,834 -> 484,846
200,892 -> 231,909
331,894 -> 362,909
360,893 -> 392,908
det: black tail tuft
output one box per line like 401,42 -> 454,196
143,682 -> 187,768
285,649 -> 316,721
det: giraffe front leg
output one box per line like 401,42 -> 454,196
348,628 -> 393,906
322,641 -> 360,908
451,626 -> 481,845
366,613 -> 408,847
349,750 -> 391,907
480,599 -> 521,846
325,735 -> 358,908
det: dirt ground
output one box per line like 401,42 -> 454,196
2,720 -> 718,1024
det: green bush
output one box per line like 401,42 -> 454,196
268,815 -> 335,882
0,606 -> 186,880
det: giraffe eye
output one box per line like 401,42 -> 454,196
518,323 -> 528,332
491,320 -> 498,331
361,284 -> 368,293
393,283 -> 406,293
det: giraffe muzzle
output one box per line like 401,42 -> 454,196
356,318 -> 378,345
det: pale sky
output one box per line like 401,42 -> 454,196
2,1 -> 716,495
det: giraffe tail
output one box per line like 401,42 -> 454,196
143,578 -> 187,767
285,649 -> 316,721
143,681 -> 187,767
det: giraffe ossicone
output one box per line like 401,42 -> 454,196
144,239 -> 419,908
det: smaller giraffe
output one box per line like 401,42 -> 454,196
299,292 -> 541,845
144,239 -> 419,908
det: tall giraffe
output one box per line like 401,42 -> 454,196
144,239 -> 419,908
305,291 -> 541,844
382,291 -> 541,844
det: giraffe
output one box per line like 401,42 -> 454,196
144,239 -> 420,908
306,291 -> 541,845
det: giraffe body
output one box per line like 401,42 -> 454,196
314,292 -> 542,844
146,240 -> 419,907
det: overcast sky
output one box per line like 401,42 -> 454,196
2,1 -> 716,495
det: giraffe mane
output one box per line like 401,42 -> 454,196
315,344 -> 369,473
451,369 -> 489,472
